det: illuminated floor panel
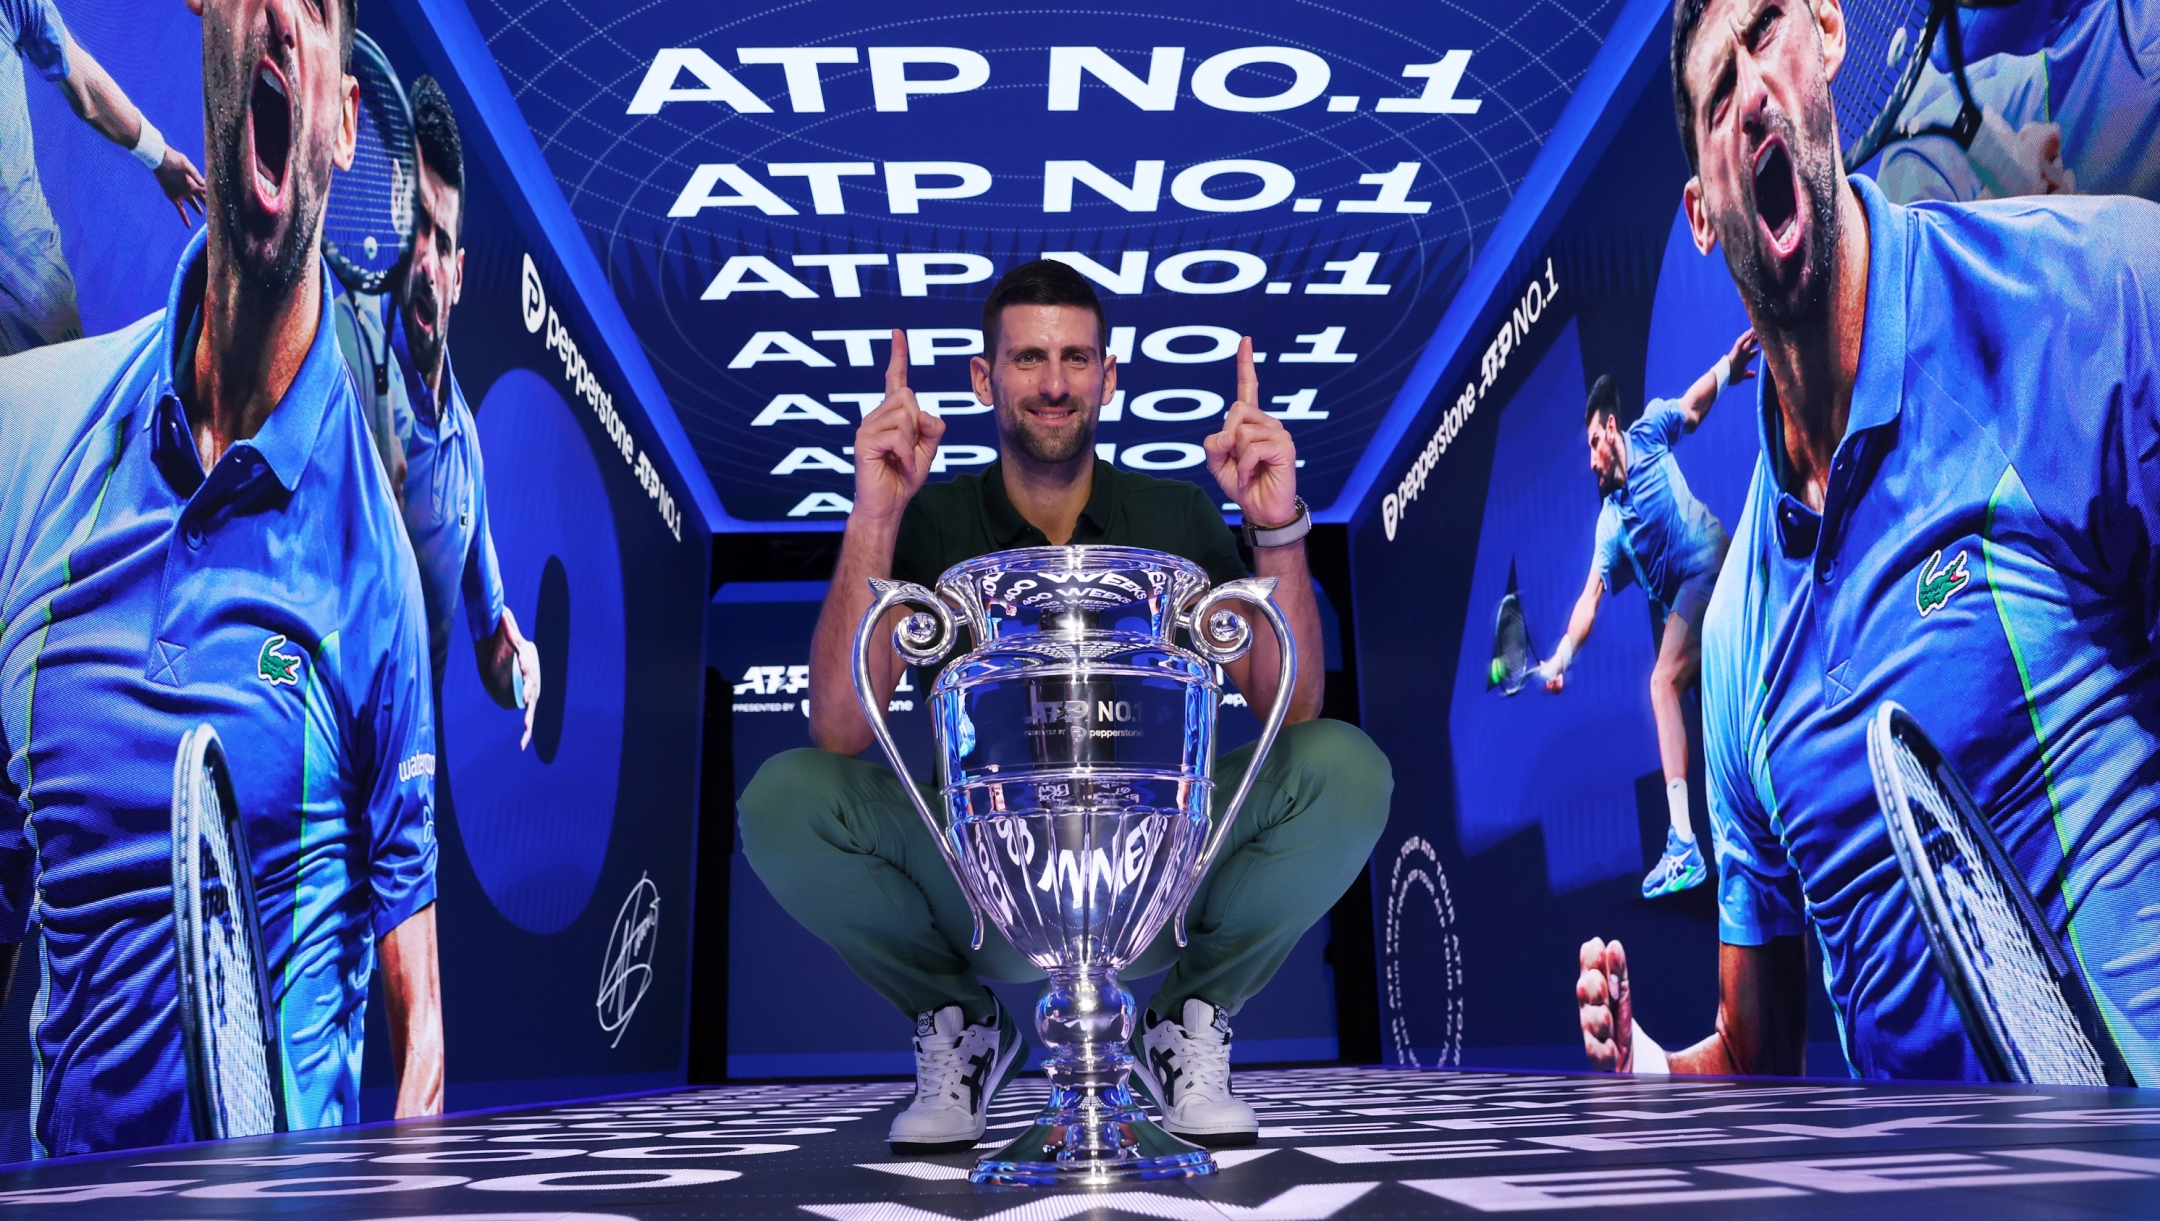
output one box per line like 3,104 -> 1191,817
9,1067 -> 2160,1217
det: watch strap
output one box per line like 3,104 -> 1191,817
1239,497 -> 1311,548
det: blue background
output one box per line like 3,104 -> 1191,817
471,0 -> 1629,525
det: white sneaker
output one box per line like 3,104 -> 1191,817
887,1000 -> 1023,1154
1129,998 -> 1257,1147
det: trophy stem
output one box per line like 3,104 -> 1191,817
971,966 -> 1216,1185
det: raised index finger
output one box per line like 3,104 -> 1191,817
886,329 -> 911,396
1236,336 -> 1258,406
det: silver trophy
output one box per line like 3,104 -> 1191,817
853,545 -> 1294,1185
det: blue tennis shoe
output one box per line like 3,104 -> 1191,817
1642,828 -> 1707,899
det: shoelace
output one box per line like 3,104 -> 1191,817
913,1032 -> 977,1106
1175,1025 -> 1234,1101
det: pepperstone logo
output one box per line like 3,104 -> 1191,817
256,634 -> 302,686
521,252 -> 547,333
1915,549 -> 1972,617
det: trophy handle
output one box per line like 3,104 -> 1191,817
853,578 -> 988,950
1175,576 -> 1297,946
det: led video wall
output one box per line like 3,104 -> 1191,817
0,0 -> 710,1157
1354,0 -> 2160,1086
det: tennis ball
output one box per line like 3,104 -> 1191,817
1488,657 -> 1507,686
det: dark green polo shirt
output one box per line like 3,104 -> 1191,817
892,460 -> 1248,591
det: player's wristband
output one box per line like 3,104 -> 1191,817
1631,1024 -> 1670,1075
131,118 -> 167,170
1711,355 -> 1732,397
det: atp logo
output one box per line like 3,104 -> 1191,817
257,634 -> 303,687
1915,549 -> 1972,617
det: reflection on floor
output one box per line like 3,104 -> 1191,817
7,1066 -> 2160,1217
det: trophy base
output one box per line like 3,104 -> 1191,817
972,1111 -> 1215,1185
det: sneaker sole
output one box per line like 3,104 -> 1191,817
888,1009 -> 1029,1156
1130,1035 -> 1257,1148
1168,1125 -> 1259,1148
888,1137 -> 983,1155
1642,862 -> 1707,900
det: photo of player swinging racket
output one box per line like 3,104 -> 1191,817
0,0 -> 442,1156
1540,328 -> 1757,899
332,71 -> 540,730
1576,0 -> 2160,1085
0,0 -> 208,355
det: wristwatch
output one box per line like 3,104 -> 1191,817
1238,496 -> 1311,548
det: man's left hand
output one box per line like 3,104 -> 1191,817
155,148 -> 207,226
1205,338 -> 1299,525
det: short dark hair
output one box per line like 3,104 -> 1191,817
339,0 -> 357,71
981,259 -> 1107,355
409,74 -> 464,209
1585,374 -> 1621,427
1671,0 -> 1713,173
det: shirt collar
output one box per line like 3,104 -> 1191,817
153,228 -> 346,495
390,306 -> 462,437
1755,174 -> 1908,556
977,458 -> 1117,544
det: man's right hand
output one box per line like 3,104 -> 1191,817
852,330 -> 945,522
1577,936 -> 1635,1071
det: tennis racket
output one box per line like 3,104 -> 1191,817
1835,0 -> 1986,169
1866,702 -> 2125,1086
323,31 -> 416,296
1486,591 -> 1548,697
172,723 -> 284,1140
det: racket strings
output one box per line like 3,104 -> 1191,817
1893,739 -> 2106,1084
324,41 -> 414,291
1830,0 -> 1932,158
1492,595 -> 1536,692
180,750 -> 278,1138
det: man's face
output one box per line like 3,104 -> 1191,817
399,155 -> 463,382
200,0 -> 356,296
1683,0 -> 1848,326
1588,413 -> 1625,496
973,304 -> 1115,466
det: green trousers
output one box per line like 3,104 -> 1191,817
738,719 -> 1391,1027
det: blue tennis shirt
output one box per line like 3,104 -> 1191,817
0,230 -> 437,1154
1594,398 -> 1728,612
389,311 -> 506,681
1703,174 -> 2160,1083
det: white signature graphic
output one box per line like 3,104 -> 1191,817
597,872 -> 660,1048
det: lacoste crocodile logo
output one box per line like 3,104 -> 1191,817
1915,549 -> 1972,617
257,634 -> 303,686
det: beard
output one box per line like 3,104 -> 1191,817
1719,96 -> 1842,328
202,23 -> 327,300
1000,395 -> 1095,465
401,278 -> 448,387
